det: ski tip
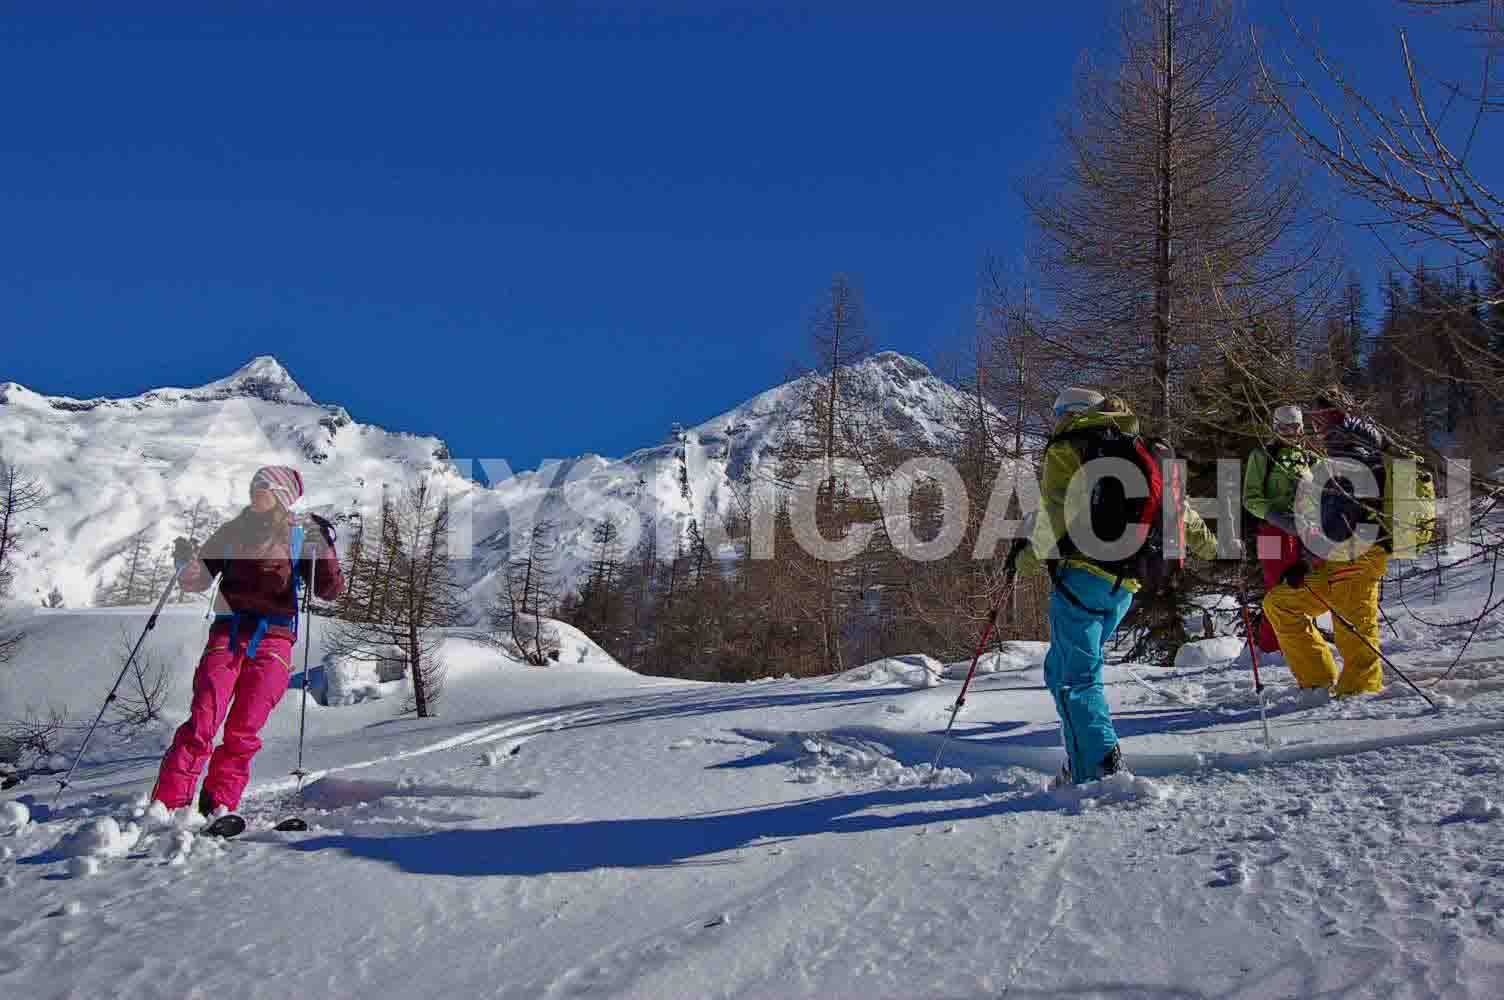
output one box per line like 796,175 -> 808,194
203,814 -> 248,839
273,817 -> 308,832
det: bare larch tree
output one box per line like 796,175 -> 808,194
1024,0 -> 1331,440
327,477 -> 462,717
491,520 -> 561,666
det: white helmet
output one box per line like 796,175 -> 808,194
1273,404 -> 1303,432
1053,387 -> 1106,418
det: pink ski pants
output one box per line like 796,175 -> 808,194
152,629 -> 294,811
1255,523 -> 1302,653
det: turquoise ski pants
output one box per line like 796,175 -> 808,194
1044,568 -> 1134,783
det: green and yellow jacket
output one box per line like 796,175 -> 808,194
1242,443 -> 1312,523
1016,407 -> 1218,592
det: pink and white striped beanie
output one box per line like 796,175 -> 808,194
249,466 -> 304,511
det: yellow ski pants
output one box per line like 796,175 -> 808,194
1263,546 -> 1389,696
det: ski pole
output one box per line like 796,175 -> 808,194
1236,584 -> 1274,752
54,564 -> 187,806
292,549 -> 317,785
1303,585 -> 1437,710
930,539 -> 1026,776
203,572 -> 223,622
1226,496 -> 1273,749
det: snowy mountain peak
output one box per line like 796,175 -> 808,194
188,355 -> 313,406
865,350 -> 934,382
0,356 -> 315,415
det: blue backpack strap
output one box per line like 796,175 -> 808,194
289,524 -> 306,642
222,612 -> 242,654
245,616 -> 271,659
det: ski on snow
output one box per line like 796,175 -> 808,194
203,814 -> 247,838
203,814 -> 309,839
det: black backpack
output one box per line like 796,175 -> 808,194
1319,458 -> 1385,547
1047,425 -> 1185,594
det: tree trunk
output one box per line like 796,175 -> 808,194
823,567 -> 844,674
1153,0 -> 1175,438
0,483 -> 13,583
408,620 -> 429,718
825,289 -> 842,487
1014,352 -> 1026,457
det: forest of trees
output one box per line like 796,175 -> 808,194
551,0 -> 1504,679
541,254 -> 1501,682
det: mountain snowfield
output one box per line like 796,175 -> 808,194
0,351 -> 973,613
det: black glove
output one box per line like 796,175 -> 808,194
172,537 -> 196,566
1280,559 -> 1311,589
307,513 -> 337,549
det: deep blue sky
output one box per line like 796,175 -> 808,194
0,2 -> 1483,472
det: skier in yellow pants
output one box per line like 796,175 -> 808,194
1262,545 -> 1387,696
1264,392 -> 1396,697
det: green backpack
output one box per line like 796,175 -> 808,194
1382,455 -> 1437,560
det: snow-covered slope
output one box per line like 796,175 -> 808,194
0,603 -> 631,728
2,352 -> 981,613
2,548 -> 1502,997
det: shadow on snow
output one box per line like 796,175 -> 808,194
287,779 -> 1056,877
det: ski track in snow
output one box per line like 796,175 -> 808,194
5,571 -> 1504,997
246,708 -> 594,802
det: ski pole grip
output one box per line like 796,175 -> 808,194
1004,534 -> 1028,575
1222,492 -> 1242,561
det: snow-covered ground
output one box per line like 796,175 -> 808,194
3,549 -> 1503,999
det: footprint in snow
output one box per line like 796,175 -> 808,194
479,745 -> 524,766
1208,861 -> 1249,888
1207,869 -> 1247,888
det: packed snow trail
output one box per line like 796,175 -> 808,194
733,712 -> 1504,778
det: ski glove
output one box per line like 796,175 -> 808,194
172,537 -> 196,568
1280,559 -> 1311,589
307,513 -> 337,549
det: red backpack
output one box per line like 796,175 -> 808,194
1047,426 -> 1185,593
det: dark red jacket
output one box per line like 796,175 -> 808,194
181,508 -> 344,637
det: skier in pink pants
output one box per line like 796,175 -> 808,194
152,466 -> 343,817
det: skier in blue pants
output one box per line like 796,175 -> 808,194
1017,389 -> 1224,785
1044,570 -> 1135,782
